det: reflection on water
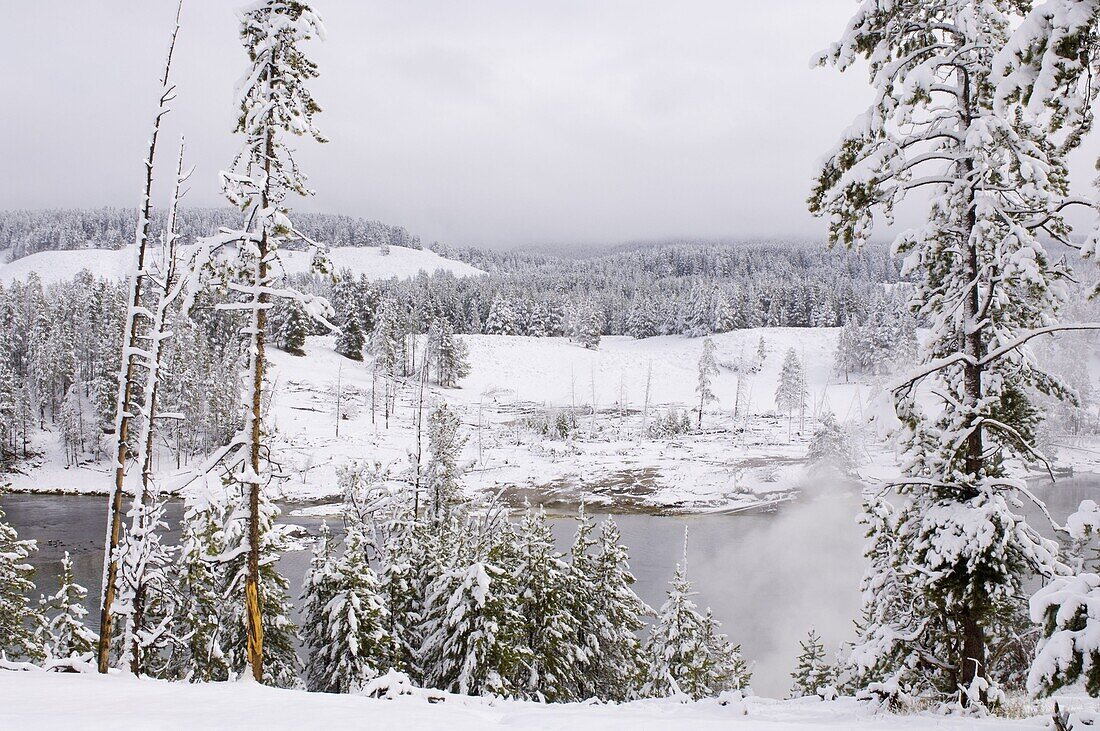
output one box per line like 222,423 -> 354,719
6,475 -> 1093,697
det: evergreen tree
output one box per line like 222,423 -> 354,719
577,514 -> 650,701
203,0 -> 334,683
301,521 -> 339,692
421,537 -> 529,697
484,295 -> 518,335
335,313 -> 364,361
806,413 -> 855,475
574,303 -> 602,350
435,318 -> 470,388
377,520 -> 424,677
169,491 -> 231,682
423,403 -> 468,526
811,0 -> 1083,706
790,628 -> 835,699
307,525 -> 392,694
0,497 -> 46,662
775,348 -> 806,439
275,302 -> 309,356
514,506 -> 586,701
696,338 -> 718,429
40,551 -> 98,662
642,557 -> 751,700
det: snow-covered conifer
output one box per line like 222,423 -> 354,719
775,348 -> 805,438
574,514 -> 651,701
169,490 -> 230,682
806,413 -> 856,475
423,403 -> 468,526
307,524 -> 392,693
514,506 -> 586,701
811,0 -> 1089,706
484,295 -> 518,335
196,0 -> 335,682
40,552 -> 98,662
642,555 -> 751,700
0,497 -> 46,662
421,535 -> 528,697
790,628 -> 835,699
574,304 -> 602,350
435,318 -> 470,388
301,521 -> 338,692
335,313 -> 365,361
696,338 -> 718,429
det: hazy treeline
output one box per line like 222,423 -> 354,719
0,207 -> 422,261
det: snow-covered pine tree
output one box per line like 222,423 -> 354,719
806,413 -> 856,476
574,303 -> 602,350
434,318 -> 470,388
274,302 -> 309,356
307,524 -> 392,693
810,0 -> 1095,707
790,628 -> 835,699
641,554 -> 751,700
40,551 -> 98,663
566,506 -> 601,699
198,0 -> 335,682
169,489 -> 231,682
301,521 -> 338,692
996,2 -> 1100,704
422,403 -> 468,526
581,515 -> 651,701
420,532 -> 528,697
484,295 -> 518,335
627,293 -> 658,339
753,336 -> 769,373
335,313 -> 365,361
377,519 -> 424,678
0,496 -> 46,662
775,348 -> 805,440
513,506 -> 586,701
696,338 -> 718,429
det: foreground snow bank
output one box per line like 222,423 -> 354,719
0,672 -> 1057,731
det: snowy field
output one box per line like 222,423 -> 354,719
0,244 -> 484,285
4,327 -> 887,512
0,671 -> 1086,731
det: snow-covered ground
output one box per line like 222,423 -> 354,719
6,325 -> 1093,510
5,328 -> 883,510
0,244 -> 483,285
0,671 -> 1082,731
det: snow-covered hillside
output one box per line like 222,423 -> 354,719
0,671 -> 1081,731
0,245 -> 483,285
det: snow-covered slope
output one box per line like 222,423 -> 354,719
0,245 -> 483,285
0,671 -> 1071,731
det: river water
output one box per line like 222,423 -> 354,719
6,475 -> 1095,697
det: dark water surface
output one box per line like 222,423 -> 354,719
9,476 -> 1093,696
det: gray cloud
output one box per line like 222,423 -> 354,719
3,1 -> 1098,248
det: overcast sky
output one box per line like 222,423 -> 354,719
3,1 -> 1098,248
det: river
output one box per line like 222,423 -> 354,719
7,475 -> 1094,698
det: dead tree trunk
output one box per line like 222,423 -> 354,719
98,1 -> 181,674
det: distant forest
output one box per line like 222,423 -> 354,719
0,207 -> 422,261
